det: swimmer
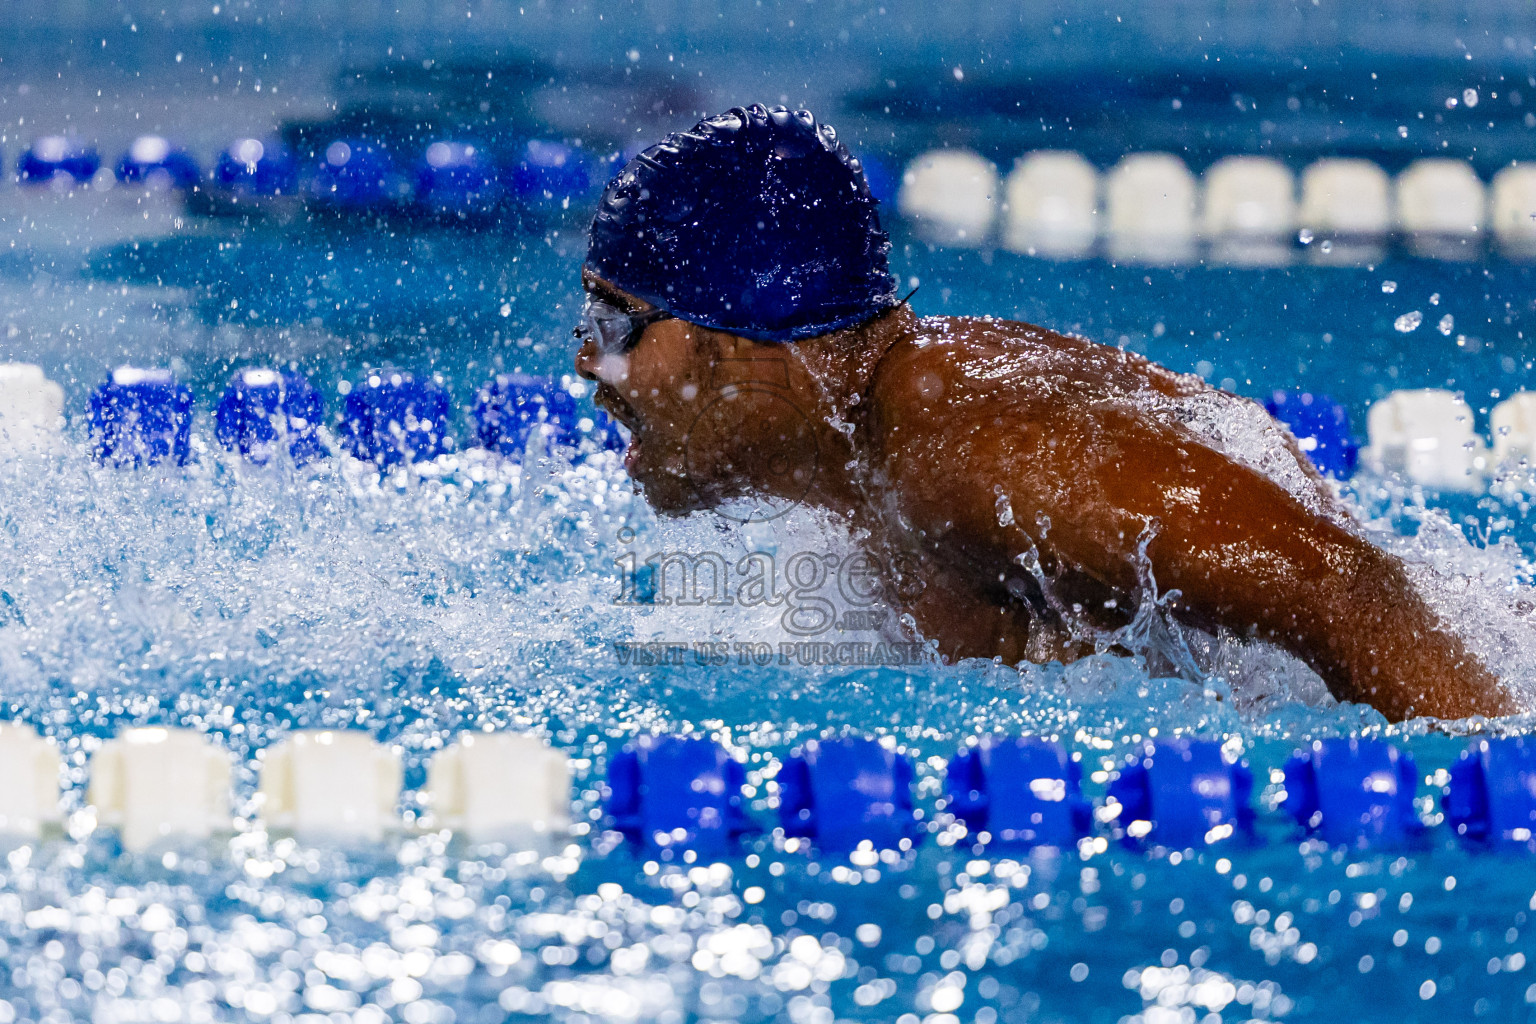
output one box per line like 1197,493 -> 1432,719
575,103 -> 1514,722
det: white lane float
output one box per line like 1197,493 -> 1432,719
1491,163 -> 1536,258
1202,156 -> 1296,266
0,725 -> 64,839
0,363 -> 65,456
1298,158 -> 1393,237
89,728 -> 232,851
1490,392 -> 1536,466
1104,153 -> 1197,264
1202,156 -> 1295,236
257,730 -> 402,841
1001,150 -> 1098,258
425,732 -> 571,843
1364,389 -> 1488,492
1297,158 -> 1393,264
1396,159 -> 1486,258
897,149 -> 999,247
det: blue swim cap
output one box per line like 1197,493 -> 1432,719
586,104 -> 896,343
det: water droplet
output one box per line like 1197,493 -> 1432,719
1381,280 -> 1397,293
1438,314 -> 1454,335
1395,311 -> 1423,332
1298,228 -> 1315,244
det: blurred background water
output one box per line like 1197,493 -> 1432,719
1,3 -> 1536,1023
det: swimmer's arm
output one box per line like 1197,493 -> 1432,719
927,403 -> 1513,720
891,535 -> 1098,665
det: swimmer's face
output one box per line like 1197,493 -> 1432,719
574,271 -> 819,515
574,272 -> 729,512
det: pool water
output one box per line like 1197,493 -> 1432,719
5,24 -> 1536,1020
2,204 -> 1536,1023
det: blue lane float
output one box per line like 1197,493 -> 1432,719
473,374 -> 625,457
214,138 -> 298,196
1264,390 -> 1359,478
473,374 -> 578,454
115,135 -> 200,190
215,369 -> 327,465
19,136 -> 100,185
606,736 -> 752,857
1281,737 -> 1420,848
415,141 -> 504,221
947,737 -> 1091,847
1107,738 -> 1254,848
337,370 -> 456,467
308,139 -> 401,209
508,139 -> 590,205
7,709 -> 1536,859
779,737 -> 920,852
88,367 -> 194,467
1445,736 -> 1536,849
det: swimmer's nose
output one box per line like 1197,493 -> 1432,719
576,341 -> 632,386
574,337 -> 600,380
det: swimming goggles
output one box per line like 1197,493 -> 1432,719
574,298 -> 674,355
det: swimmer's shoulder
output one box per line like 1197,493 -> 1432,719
869,314 -> 1200,409
879,313 -> 1178,369
950,315 -> 1206,396
870,313 -> 1065,379
861,315 -> 1070,443
861,314 -> 1212,459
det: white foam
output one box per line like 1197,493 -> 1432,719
1082,386 -> 1536,713
111,365 -> 176,387
1365,509 -> 1536,710
1136,389 -> 1338,520
0,400 -> 1532,734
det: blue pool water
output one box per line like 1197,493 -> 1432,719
2,212 -> 1536,1023
6,12 -> 1536,1022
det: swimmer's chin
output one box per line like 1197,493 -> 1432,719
635,480 -> 713,518
627,448 -> 750,518
626,452 -> 709,517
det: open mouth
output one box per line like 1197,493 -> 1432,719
595,383 -> 639,430
595,384 -> 643,467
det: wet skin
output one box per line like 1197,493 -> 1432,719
575,271 -> 1516,721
